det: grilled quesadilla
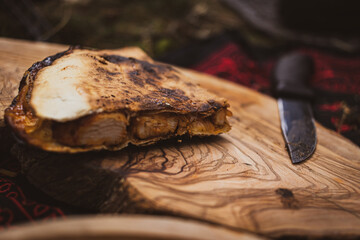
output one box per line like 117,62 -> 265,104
5,47 -> 231,153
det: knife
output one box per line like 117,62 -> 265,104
273,53 -> 316,164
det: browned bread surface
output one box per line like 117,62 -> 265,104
5,47 -> 231,153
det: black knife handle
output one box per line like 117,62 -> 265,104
273,53 -> 314,99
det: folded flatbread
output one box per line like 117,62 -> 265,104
5,47 -> 231,153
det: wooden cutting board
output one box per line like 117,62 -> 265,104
0,215 -> 261,240
1,37 -> 360,238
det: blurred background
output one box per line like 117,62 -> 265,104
1,0 -> 246,58
2,0 -> 360,58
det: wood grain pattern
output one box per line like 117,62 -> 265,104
0,215 -> 262,240
1,37 -> 360,238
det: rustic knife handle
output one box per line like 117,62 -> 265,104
273,53 -> 314,99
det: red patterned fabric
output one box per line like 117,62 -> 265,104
194,43 -> 360,95
0,177 -> 65,229
300,49 -> 360,94
194,43 -> 273,93
193,42 -> 360,138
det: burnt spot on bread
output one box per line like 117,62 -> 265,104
128,71 -> 144,87
145,77 -> 158,86
164,65 -> 175,72
137,87 -> 196,112
123,98 -> 132,104
140,61 -> 162,80
158,88 -> 189,102
185,82 -> 195,87
138,97 -> 171,110
97,58 -> 108,65
107,71 -> 121,76
102,55 -> 129,64
61,66 -> 70,71
128,57 -> 137,63
96,67 -> 121,77
197,100 -> 224,112
142,63 -> 156,74
130,70 -> 140,76
130,96 -> 141,102
207,100 -> 223,109
164,73 -> 180,81
102,54 -> 178,84
199,103 -> 212,112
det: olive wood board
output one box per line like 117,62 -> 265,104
0,215 -> 263,240
0,37 -> 359,238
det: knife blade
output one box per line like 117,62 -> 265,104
273,53 -> 316,164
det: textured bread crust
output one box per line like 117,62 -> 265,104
5,47 -> 231,153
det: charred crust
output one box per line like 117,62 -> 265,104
199,103 -> 212,112
130,96 -> 141,102
207,100 -> 223,109
130,70 -> 140,76
68,45 -> 83,51
5,48 -> 230,153
142,63 -> 156,74
18,72 -> 29,92
185,82 -> 195,87
167,74 -> 180,80
140,61 -> 162,79
158,88 -> 189,101
138,98 -> 171,110
8,48 -> 227,117
123,99 -> 132,104
9,95 -> 19,108
102,54 -> 171,77
96,67 -> 121,76
102,54 -> 129,64
98,59 -> 108,65
128,71 -> 144,87
145,77 -> 157,86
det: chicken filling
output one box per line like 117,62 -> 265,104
52,109 -> 229,148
